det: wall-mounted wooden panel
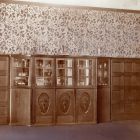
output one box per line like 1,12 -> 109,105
111,59 -> 140,121
34,89 -> 55,125
0,56 -> 9,124
56,89 -> 75,124
76,89 -> 96,124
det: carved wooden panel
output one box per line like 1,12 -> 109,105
56,89 -> 75,124
0,56 -> 9,124
76,89 -> 96,124
34,89 -> 55,125
10,89 -> 31,125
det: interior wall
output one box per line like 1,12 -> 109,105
0,2 -> 140,57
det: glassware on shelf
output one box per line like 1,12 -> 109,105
77,59 -> 93,87
57,60 -> 65,68
13,57 -> 30,87
36,77 -> 44,86
57,77 -> 65,86
97,61 -> 109,86
56,59 -> 73,86
35,58 -> 54,87
44,60 -> 52,68
14,77 -> 28,86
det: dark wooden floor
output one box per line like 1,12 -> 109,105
0,121 -> 140,140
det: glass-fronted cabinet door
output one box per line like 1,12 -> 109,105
11,56 -> 31,87
35,58 -> 54,87
56,58 -> 73,87
97,58 -> 110,123
97,59 -> 109,86
76,58 -> 97,124
77,59 -> 94,87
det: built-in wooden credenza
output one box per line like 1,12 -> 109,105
0,55 -> 140,126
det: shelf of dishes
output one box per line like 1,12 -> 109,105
13,58 -> 31,86
77,59 -> 93,86
78,59 -> 92,68
36,59 -> 53,68
14,58 -> 30,68
56,59 -> 72,68
14,77 -> 29,86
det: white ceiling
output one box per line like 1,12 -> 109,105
14,0 -> 140,10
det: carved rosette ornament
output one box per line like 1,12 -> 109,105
80,92 -> 90,113
38,93 -> 49,114
59,93 -> 70,114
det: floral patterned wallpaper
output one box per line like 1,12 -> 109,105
0,2 -> 140,57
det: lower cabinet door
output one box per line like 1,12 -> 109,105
34,89 -> 55,125
10,89 -> 31,125
76,89 -> 96,124
97,87 -> 110,123
56,89 -> 75,124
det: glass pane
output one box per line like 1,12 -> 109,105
36,60 -> 43,68
14,68 -> 29,77
57,69 -> 65,77
36,69 -> 43,77
57,77 -> 65,86
79,69 -> 86,77
44,69 -> 52,77
97,61 -> 109,85
85,69 -> 89,76
14,59 -> 30,67
36,77 -> 44,86
44,60 -> 52,68
44,78 -> 52,86
14,77 -> 28,86
66,59 -> 72,67
79,60 -> 85,67
67,77 -> 72,86
57,60 -> 65,68
85,77 -> 89,86
66,68 -> 72,76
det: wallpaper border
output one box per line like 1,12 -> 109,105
0,0 -> 140,14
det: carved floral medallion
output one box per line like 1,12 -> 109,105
38,93 -> 49,114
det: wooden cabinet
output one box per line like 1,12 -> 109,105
56,58 -> 75,125
32,56 -> 97,125
33,56 -> 55,125
10,55 -> 32,125
97,58 -> 110,122
0,56 -> 9,124
76,58 -> 97,124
